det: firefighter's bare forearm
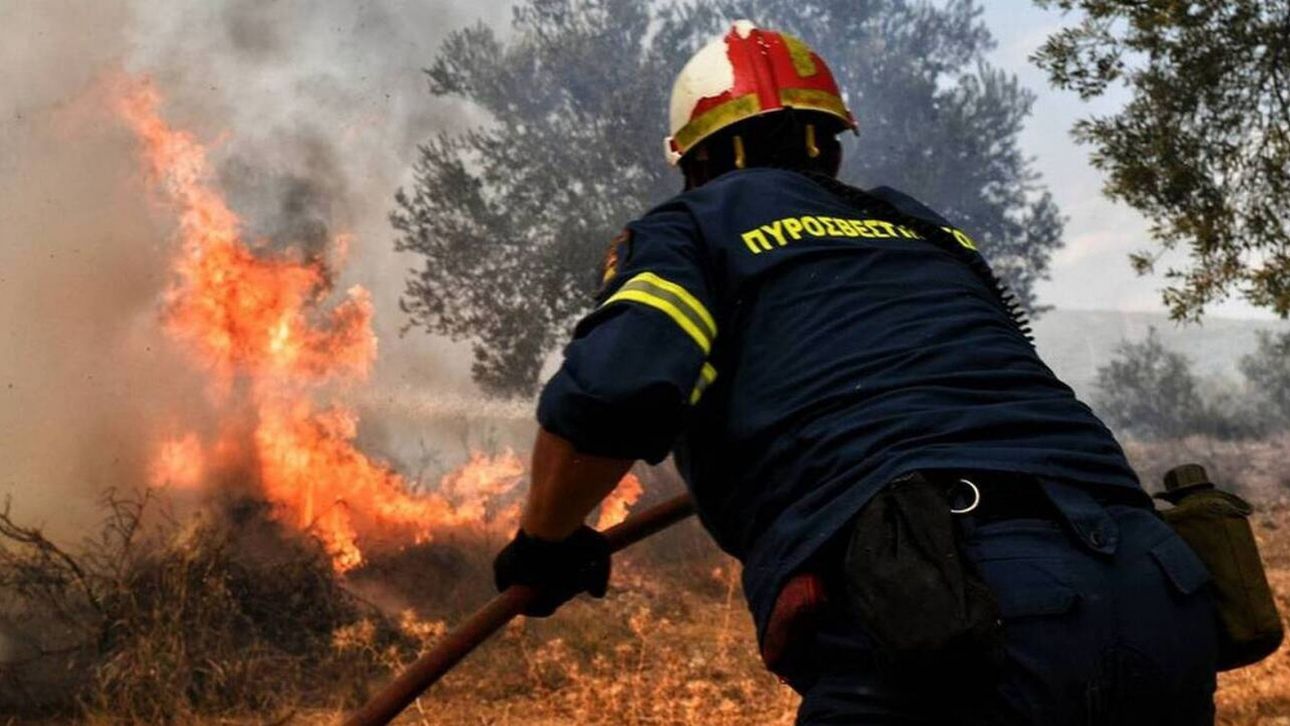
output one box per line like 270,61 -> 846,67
520,428 -> 635,540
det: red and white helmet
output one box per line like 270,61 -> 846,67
665,20 -> 858,166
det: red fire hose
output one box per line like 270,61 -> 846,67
342,494 -> 697,726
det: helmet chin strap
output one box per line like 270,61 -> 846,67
805,124 -> 821,159
681,110 -> 843,190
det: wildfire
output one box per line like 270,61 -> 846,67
120,78 -> 640,571
596,473 -> 643,530
149,433 -> 206,489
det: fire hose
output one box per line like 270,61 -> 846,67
343,494 -> 697,726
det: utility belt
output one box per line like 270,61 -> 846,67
914,468 -> 1282,673
928,469 -> 1147,526
760,469 -> 1151,680
761,466 -> 1282,680
944,472 -> 1155,549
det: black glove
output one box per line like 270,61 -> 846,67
493,526 -> 611,617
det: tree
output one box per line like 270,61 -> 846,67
394,0 -> 1065,396
1033,0 -> 1290,320
1093,329 -> 1213,440
1093,328 -> 1265,440
1239,330 -> 1290,429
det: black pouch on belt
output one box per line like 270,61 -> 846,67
1156,464 -> 1284,670
842,472 -> 1005,680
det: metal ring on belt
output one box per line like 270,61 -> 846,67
950,478 -> 981,515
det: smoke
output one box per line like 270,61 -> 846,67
0,1 -> 525,535
217,145 -> 347,263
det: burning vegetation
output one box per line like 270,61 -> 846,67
0,77 -> 650,722
116,79 -> 633,574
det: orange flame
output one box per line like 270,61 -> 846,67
596,473 -> 643,530
121,77 -> 638,571
118,83 -> 374,389
149,433 -> 206,489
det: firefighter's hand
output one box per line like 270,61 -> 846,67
493,526 -> 611,617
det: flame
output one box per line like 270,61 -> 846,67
118,84 -> 374,389
120,77 -> 639,572
149,433 -> 206,489
596,473 -> 643,530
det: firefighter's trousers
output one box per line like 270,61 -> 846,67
793,483 -> 1218,725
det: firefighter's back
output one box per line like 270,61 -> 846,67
672,168 -> 1138,573
660,168 -> 1217,725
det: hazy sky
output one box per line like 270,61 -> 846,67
980,3 -> 1274,319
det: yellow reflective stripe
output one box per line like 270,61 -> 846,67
779,87 -> 851,123
604,289 -> 712,354
781,34 -> 819,78
673,94 -> 762,157
631,272 -> 717,337
603,273 -> 717,353
690,363 -> 718,405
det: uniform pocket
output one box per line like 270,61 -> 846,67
1149,534 -> 1212,596
982,559 -> 1079,619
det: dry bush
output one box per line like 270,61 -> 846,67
348,527 -> 505,624
0,490 -> 413,723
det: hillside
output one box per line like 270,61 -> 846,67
1032,309 -> 1290,399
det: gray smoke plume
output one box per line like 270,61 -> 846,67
0,0 -> 525,536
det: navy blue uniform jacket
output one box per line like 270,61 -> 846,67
538,168 -> 1140,643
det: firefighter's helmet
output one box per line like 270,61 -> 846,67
664,20 -> 857,166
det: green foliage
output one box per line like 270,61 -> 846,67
394,0 -> 1065,396
1093,328 -> 1283,441
1239,330 -> 1290,427
1094,329 -> 1213,440
1033,0 -> 1290,320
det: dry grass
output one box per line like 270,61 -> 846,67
373,516 -> 1290,726
5,448 -> 1290,724
377,542 -> 798,726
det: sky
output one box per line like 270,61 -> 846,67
980,2 -> 1276,319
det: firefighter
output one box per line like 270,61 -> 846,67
493,20 -> 1219,725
